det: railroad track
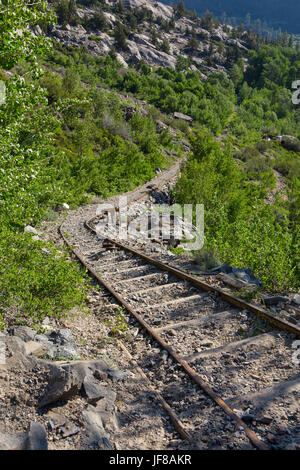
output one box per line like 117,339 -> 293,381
59,208 -> 300,451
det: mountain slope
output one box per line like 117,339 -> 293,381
46,0 -> 251,77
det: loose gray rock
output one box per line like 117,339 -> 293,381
24,225 -> 38,235
5,336 -> 26,356
12,326 -> 36,342
26,422 -> 48,450
168,329 -> 177,336
292,294 -> 300,306
47,411 -> 67,431
82,407 -> 113,449
34,334 -> 52,344
38,360 -> 108,407
60,423 -> 80,439
38,363 -> 83,407
52,346 -> 80,361
24,341 -> 50,358
0,432 -> 28,450
82,375 -> 109,404
34,334 -> 56,358
199,339 -> 214,347
107,369 -> 131,382
50,328 -> 80,360
51,328 -> 73,345
92,390 -> 117,428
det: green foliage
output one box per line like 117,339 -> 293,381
229,45 -> 300,146
0,229 -> 87,327
45,45 -> 236,135
84,9 -> 108,31
1,0 -> 299,336
114,21 -> 128,50
187,29 -> 198,53
54,0 -> 79,26
0,0 -> 54,70
175,132 -> 299,291
105,307 -> 129,336
0,1 -> 88,329
160,37 -> 170,54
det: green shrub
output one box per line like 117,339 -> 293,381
175,132 -> 299,291
0,228 -> 87,328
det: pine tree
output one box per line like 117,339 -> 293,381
117,1 -> 125,14
200,10 -> 214,32
129,13 -> 137,32
176,1 -> 186,19
88,10 -> 108,31
150,27 -> 158,47
56,0 -> 78,26
237,23 -> 244,35
114,21 -> 127,50
160,37 -> 170,54
187,29 -> 198,53
192,9 -> 198,21
108,46 -> 117,60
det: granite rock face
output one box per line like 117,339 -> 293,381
42,0 -> 248,76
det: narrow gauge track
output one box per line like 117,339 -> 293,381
59,213 -> 300,451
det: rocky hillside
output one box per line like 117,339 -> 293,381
44,0 -> 250,77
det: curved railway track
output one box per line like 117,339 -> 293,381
58,206 -> 300,451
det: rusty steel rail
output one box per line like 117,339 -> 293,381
86,216 -> 300,338
59,219 -> 272,450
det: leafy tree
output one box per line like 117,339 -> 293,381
230,62 -> 244,87
0,0 -> 53,69
62,68 -> 82,96
0,1 -> 87,327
